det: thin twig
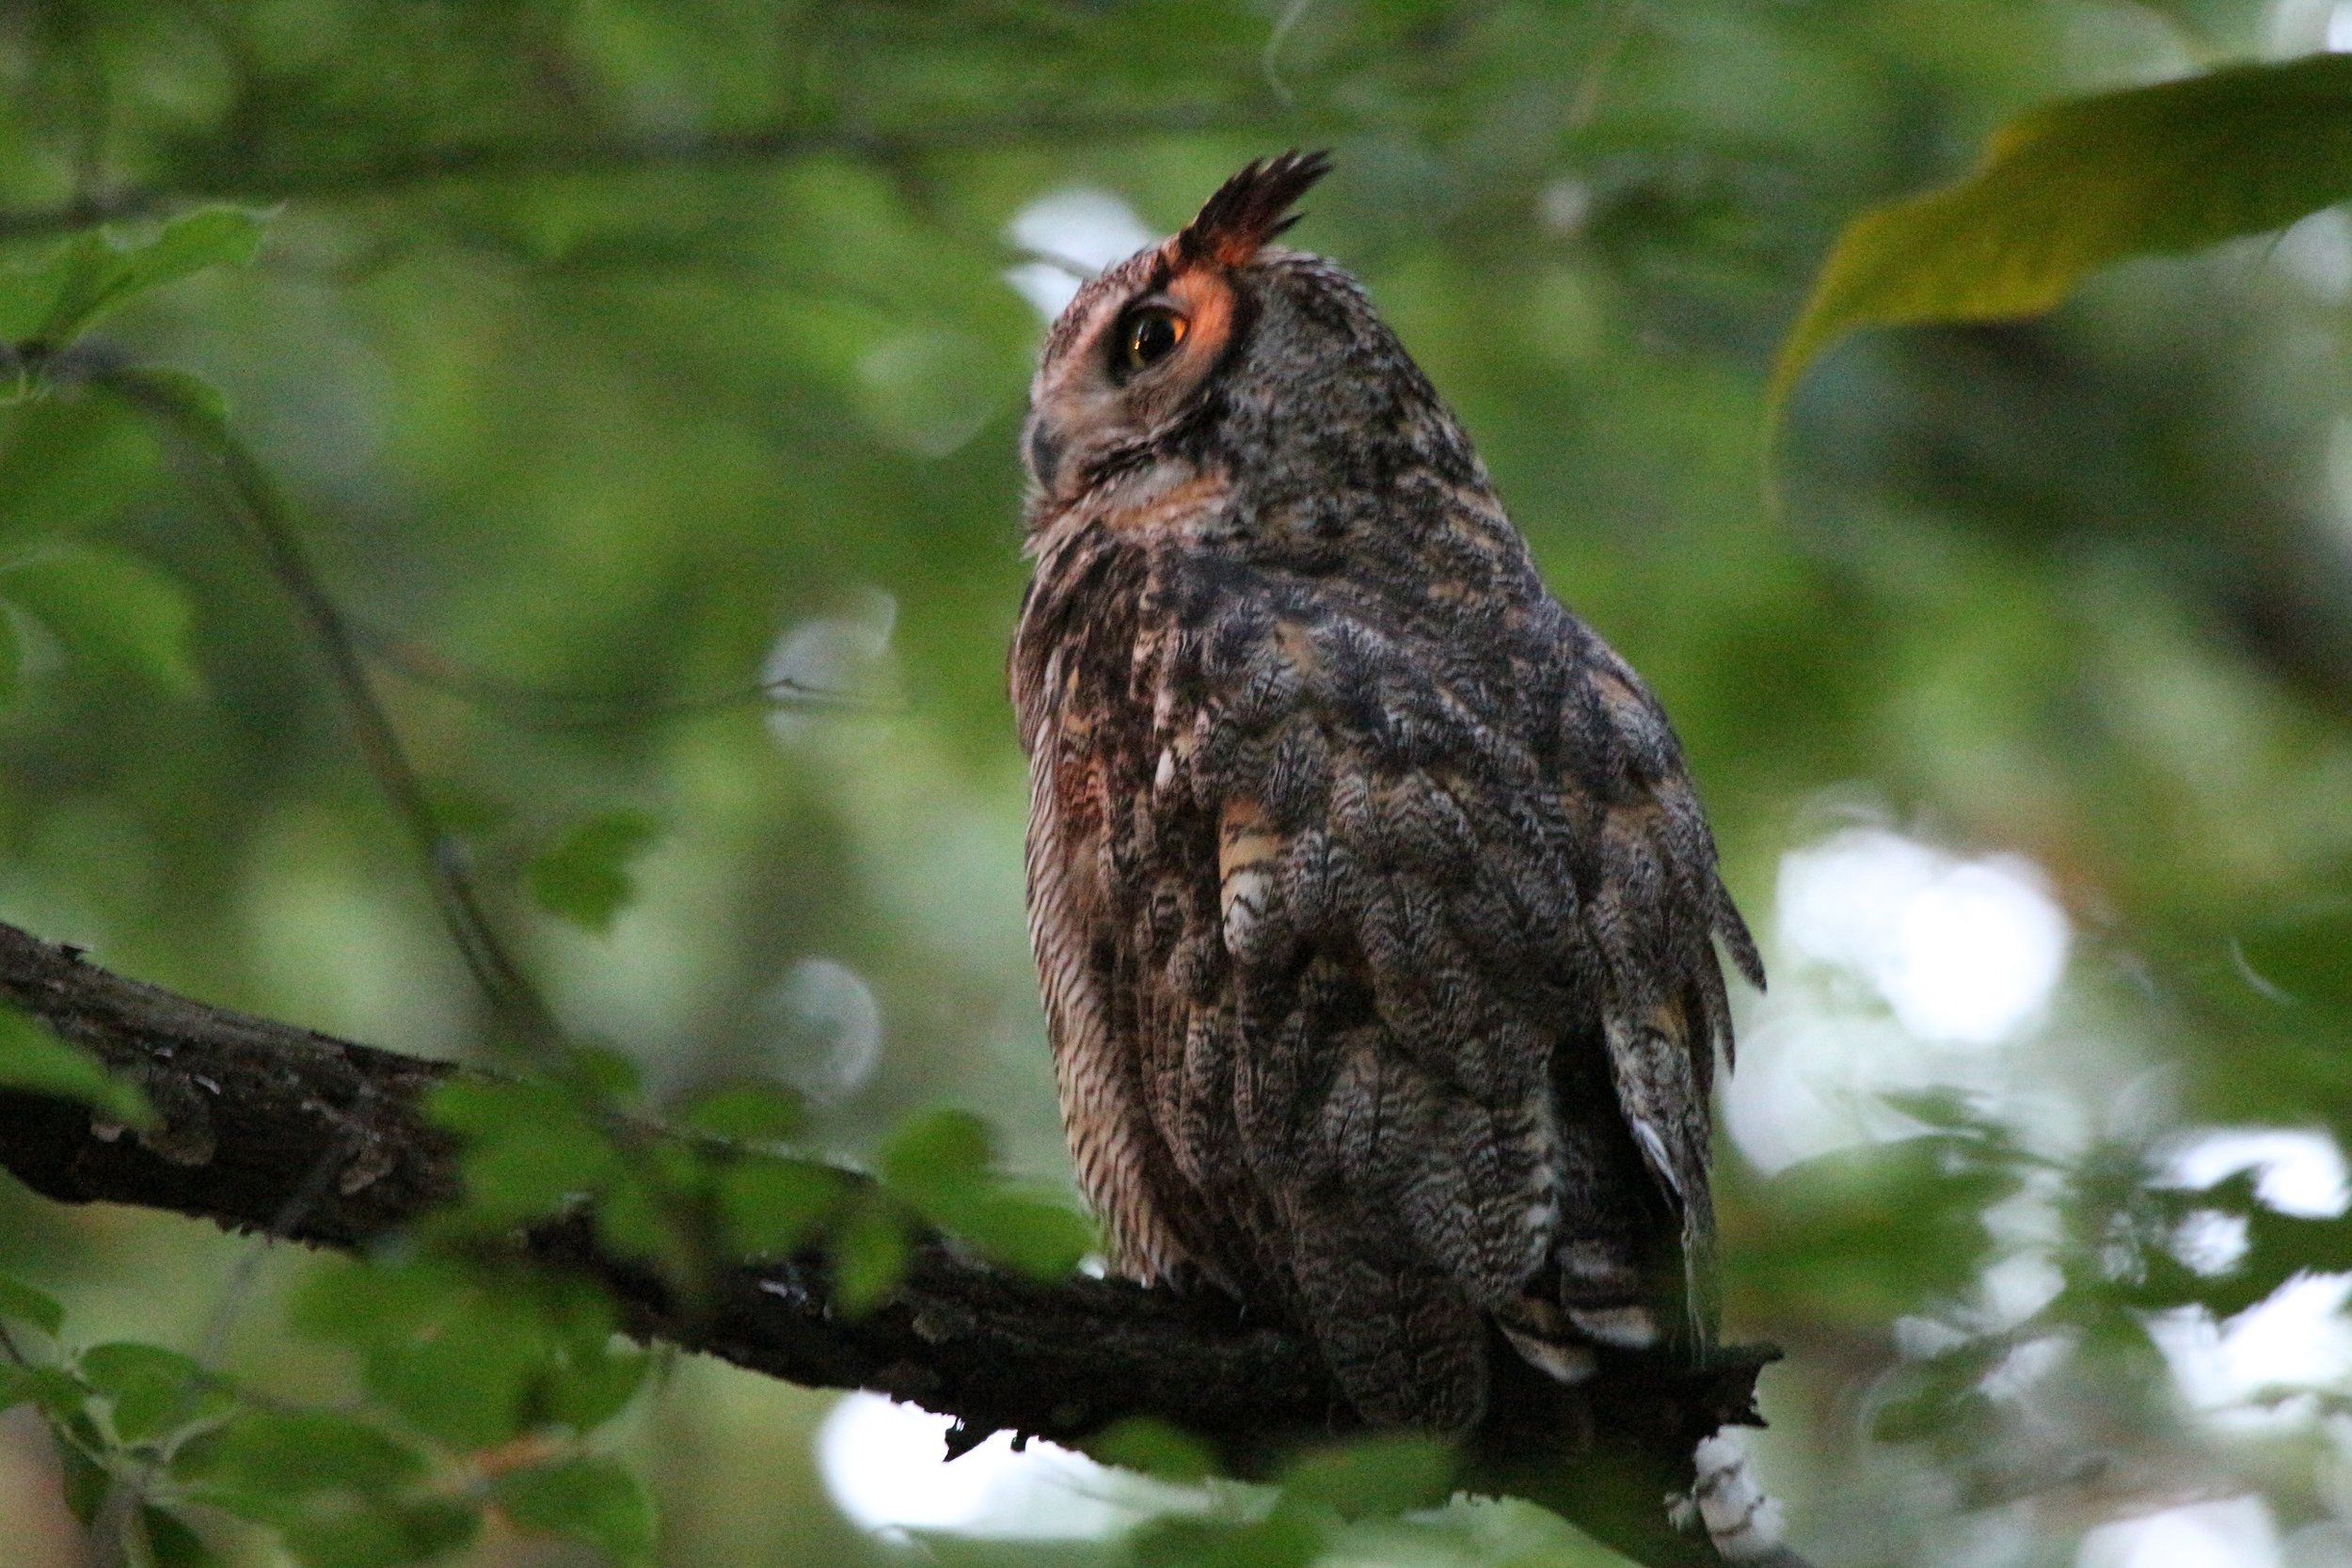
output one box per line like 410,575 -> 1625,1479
355,621 -> 897,732
0,106 -> 1249,245
1263,0 -> 1319,108
1566,1 -> 1646,134
92,369 -> 565,1061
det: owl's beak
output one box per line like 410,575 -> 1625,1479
1025,420 -> 1065,493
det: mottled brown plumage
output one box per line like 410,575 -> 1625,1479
1011,153 -> 1763,1432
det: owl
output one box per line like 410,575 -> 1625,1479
1011,152 -> 1762,1433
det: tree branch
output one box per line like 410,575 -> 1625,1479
0,918 -> 1774,1567
0,106 -> 1247,245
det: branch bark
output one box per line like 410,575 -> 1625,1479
0,918 -> 1774,1567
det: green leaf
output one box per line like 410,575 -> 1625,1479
0,545 -> 201,696
426,1077 -> 618,1228
490,1456 -> 656,1567
831,1196 -> 912,1315
58,1430 -> 108,1523
81,1340 -> 229,1444
422,780 -> 513,838
2233,901 -> 2352,1016
1867,1339 -> 2006,1449
115,367 -> 230,432
566,1041 -> 644,1100
1276,1432 -> 1455,1518
1739,1132 -> 2026,1323
0,609 -> 22,707
0,208 -> 266,349
0,1273 -> 64,1336
361,1296 -> 546,1452
952,1193 -> 1095,1280
4,1364 -> 91,1420
2119,1173 -> 2352,1320
879,1109 -> 1092,1279
176,1409 -> 427,1501
294,1257 -> 642,1445
81,1340 -> 204,1397
878,1108 -> 994,1208
1083,1418 -> 1220,1483
532,1279 -> 646,1434
526,811 -> 660,935
1773,54 -> 2352,406
717,1156 -> 845,1258
0,395 -> 160,557
0,1007 -> 153,1124
290,1255 -> 461,1352
592,1174 -> 675,1264
544,1341 -> 648,1434
684,1082 -> 807,1145
278,1500 -> 479,1568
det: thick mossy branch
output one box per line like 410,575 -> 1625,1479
0,919 -> 1772,1567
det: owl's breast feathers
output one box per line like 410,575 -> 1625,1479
1013,476 -> 1760,1431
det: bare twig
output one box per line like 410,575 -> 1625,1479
92,370 -> 565,1061
355,621 -> 896,732
0,106 -> 1248,245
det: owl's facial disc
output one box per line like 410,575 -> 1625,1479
1023,258 -> 1239,507
1023,154 -> 1329,515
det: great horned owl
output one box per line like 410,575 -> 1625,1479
1011,152 -> 1762,1432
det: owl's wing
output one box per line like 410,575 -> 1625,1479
1562,635 -> 1764,1340
1156,567 -> 1756,1424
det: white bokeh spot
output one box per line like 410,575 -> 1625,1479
2165,1128 -> 2352,1218
2078,1497 -> 2281,1568
817,1392 -> 1150,1539
1778,828 -> 2070,1046
2148,1275 -> 2352,1421
765,588 -> 898,742
1003,187 -> 1156,318
1727,826 -> 2074,1173
759,957 -> 882,1103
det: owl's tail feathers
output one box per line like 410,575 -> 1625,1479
1670,1430 -> 1813,1567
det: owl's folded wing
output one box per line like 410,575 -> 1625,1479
1168,583 -> 1757,1370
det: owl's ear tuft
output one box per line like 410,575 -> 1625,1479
1178,150 -> 1334,268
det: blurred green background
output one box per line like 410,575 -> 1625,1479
5,2 -> 2352,1565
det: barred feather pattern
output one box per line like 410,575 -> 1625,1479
1012,166 -> 1759,1431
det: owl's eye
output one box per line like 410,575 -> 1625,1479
1118,308 -> 1189,374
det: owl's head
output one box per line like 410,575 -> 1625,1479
1020,151 -> 1347,510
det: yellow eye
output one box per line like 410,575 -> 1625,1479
1120,308 -> 1188,372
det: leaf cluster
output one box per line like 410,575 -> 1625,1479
0,1265 -> 652,1568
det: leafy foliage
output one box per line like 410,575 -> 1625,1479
1774,53 -> 2352,403
0,209 -> 263,351
880,1108 -> 1097,1280
526,811 -> 662,935
1,545 -> 202,694
488,1457 -> 656,1567
0,1006 -> 152,1125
